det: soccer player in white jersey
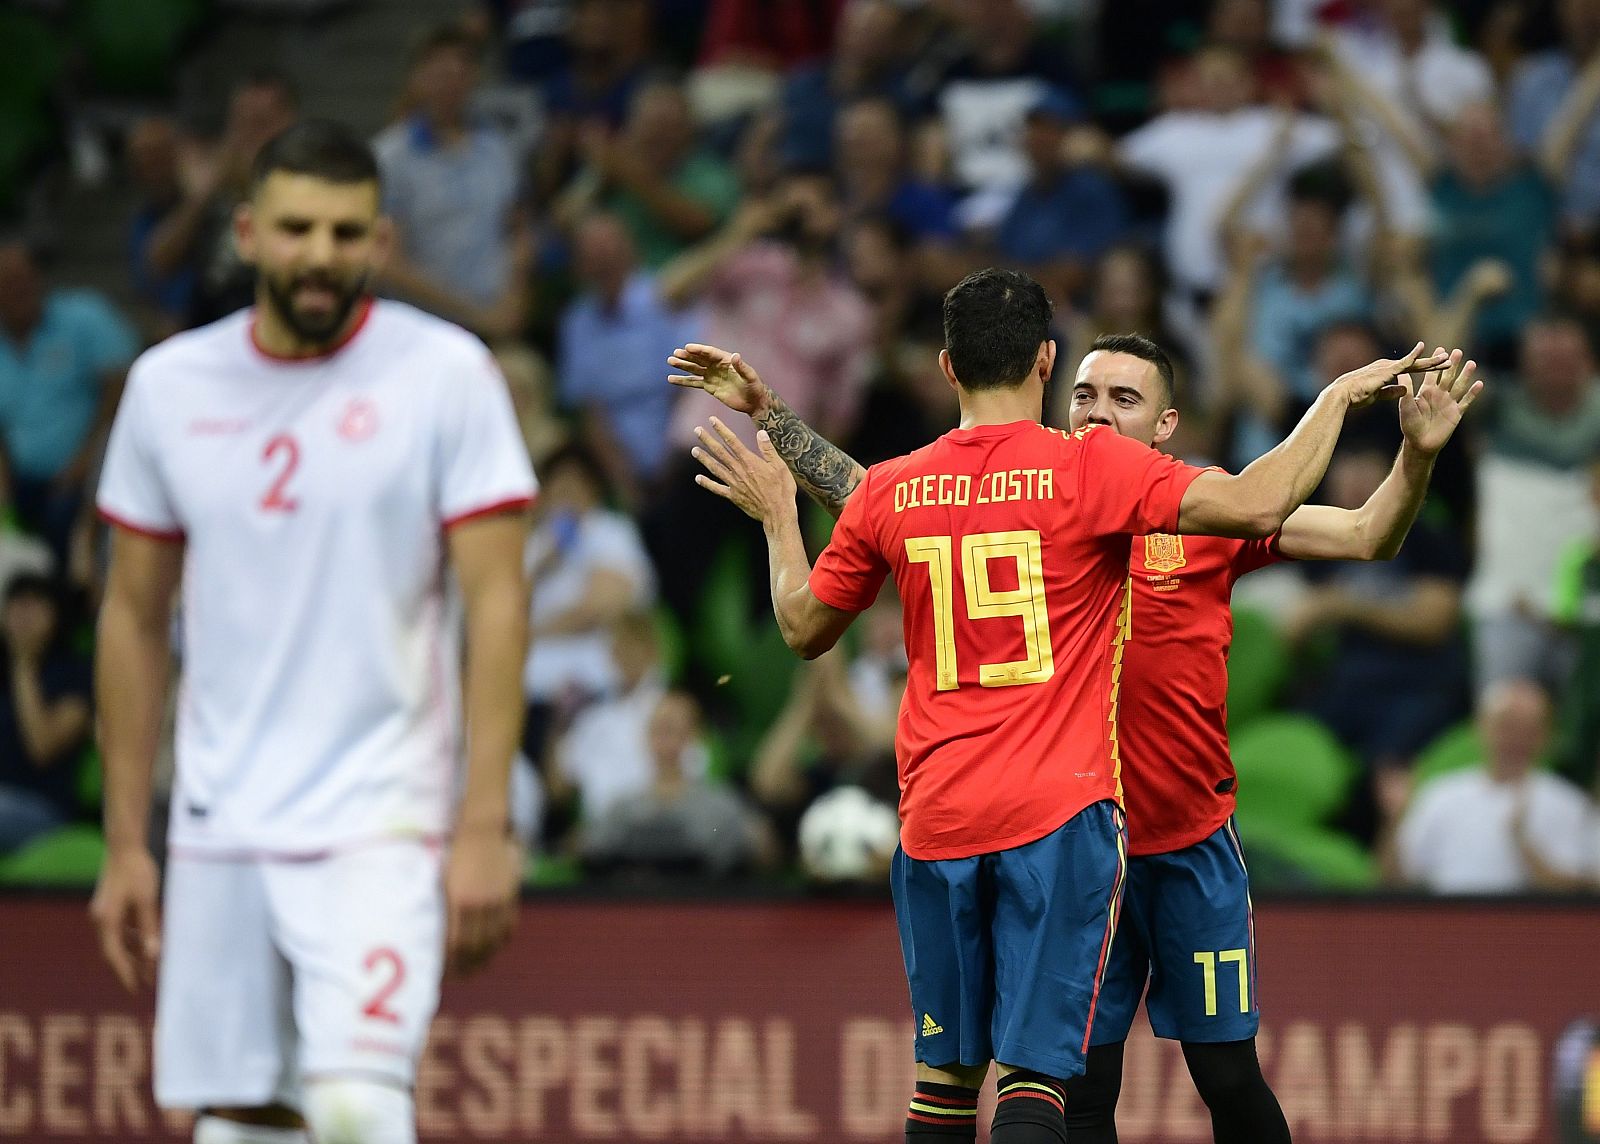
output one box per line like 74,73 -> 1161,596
87,120 -> 536,1144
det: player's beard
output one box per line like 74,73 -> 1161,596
262,266 -> 370,348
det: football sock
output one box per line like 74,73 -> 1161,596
1061,1042 -> 1124,1142
906,1080 -> 980,1142
992,1069 -> 1068,1143
193,1115 -> 308,1144
303,1077 -> 415,1144
1182,1038 -> 1290,1144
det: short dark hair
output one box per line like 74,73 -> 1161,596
539,440 -> 610,491
250,119 -> 380,193
942,268 -> 1053,391
1288,160 -> 1352,216
3,572 -> 57,606
1089,332 -> 1176,408
234,67 -> 300,110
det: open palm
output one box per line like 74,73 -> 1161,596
668,343 -> 769,415
1399,347 -> 1484,455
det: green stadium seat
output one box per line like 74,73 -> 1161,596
1409,721 -> 1483,789
1225,608 -> 1289,731
1231,714 -> 1354,832
652,605 -> 687,684
692,537 -> 798,768
0,824 -> 105,887
1240,821 -> 1378,891
524,852 -> 580,887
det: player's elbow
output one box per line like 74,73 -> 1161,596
1233,497 -> 1292,540
787,629 -> 832,660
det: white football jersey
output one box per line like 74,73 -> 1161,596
97,300 -> 537,855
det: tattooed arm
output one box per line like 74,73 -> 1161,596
668,343 -> 866,518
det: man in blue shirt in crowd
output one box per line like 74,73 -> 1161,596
0,238 -> 139,562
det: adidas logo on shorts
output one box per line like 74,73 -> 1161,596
922,1013 -> 944,1036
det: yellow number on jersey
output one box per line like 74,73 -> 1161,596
905,530 -> 1053,691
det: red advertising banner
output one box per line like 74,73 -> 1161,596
1,894 -> 1597,1143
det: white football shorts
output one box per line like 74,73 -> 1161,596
153,839 -> 444,1110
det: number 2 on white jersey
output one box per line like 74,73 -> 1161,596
905,529 -> 1054,691
260,434 -> 301,513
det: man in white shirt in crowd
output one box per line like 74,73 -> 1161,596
90,120 -> 535,1144
550,610 -> 707,829
1386,678 -> 1595,893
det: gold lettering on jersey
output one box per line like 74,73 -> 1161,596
893,472 -> 1009,513
1144,533 -> 1187,574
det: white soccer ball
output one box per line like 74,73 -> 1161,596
798,785 -> 901,882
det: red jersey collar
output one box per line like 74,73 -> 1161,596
249,296 -> 375,364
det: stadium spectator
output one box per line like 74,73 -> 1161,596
1287,443 -> 1469,787
935,0 -> 1078,194
774,0 -> 911,171
534,0 -> 652,200
750,602 -> 901,849
496,342 -> 568,465
124,117 -> 195,337
580,689 -> 769,878
1213,164 -> 1373,463
0,575 -> 91,853
1320,2 -> 1495,237
551,611 -> 706,832
833,98 -> 957,247
650,176 -> 871,617
1468,316 -> 1600,692
473,0 -> 574,87
375,24 -> 529,339
140,70 -> 299,328
989,89 -> 1129,306
1509,0 -> 1600,231
1207,0 -> 1305,106
661,175 -> 872,451
558,213 -> 701,504
1115,45 -> 1340,302
1386,679 -> 1595,893
523,443 -> 657,766
0,238 -> 139,563
1421,103 -> 1556,360
556,75 -> 740,269
1052,246 -> 1195,432
699,0 -> 841,71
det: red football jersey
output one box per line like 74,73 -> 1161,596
1118,532 -> 1285,856
809,421 -> 1206,860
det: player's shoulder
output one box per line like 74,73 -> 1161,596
127,309 -> 253,387
368,301 -> 497,374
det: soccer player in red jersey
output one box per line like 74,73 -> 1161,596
676,269 -> 1447,1144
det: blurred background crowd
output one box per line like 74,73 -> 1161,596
0,0 -> 1598,896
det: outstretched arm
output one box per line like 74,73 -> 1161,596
669,344 -> 867,517
1278,351 -> 1483,560
1178,344 -> 1449,538
691,418 -> 856,658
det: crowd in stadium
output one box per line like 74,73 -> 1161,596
1,0 -> 1598,894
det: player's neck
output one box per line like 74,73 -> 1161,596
956,386 -> 1042,430
252,295 -> 371,360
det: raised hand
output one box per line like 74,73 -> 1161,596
1333,342 -> 1452,409
669,344 -> 772,416
1398,347 -> 1484,455
691,417 -> 797,523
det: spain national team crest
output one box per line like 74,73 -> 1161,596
1144,533 -> 1186,574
